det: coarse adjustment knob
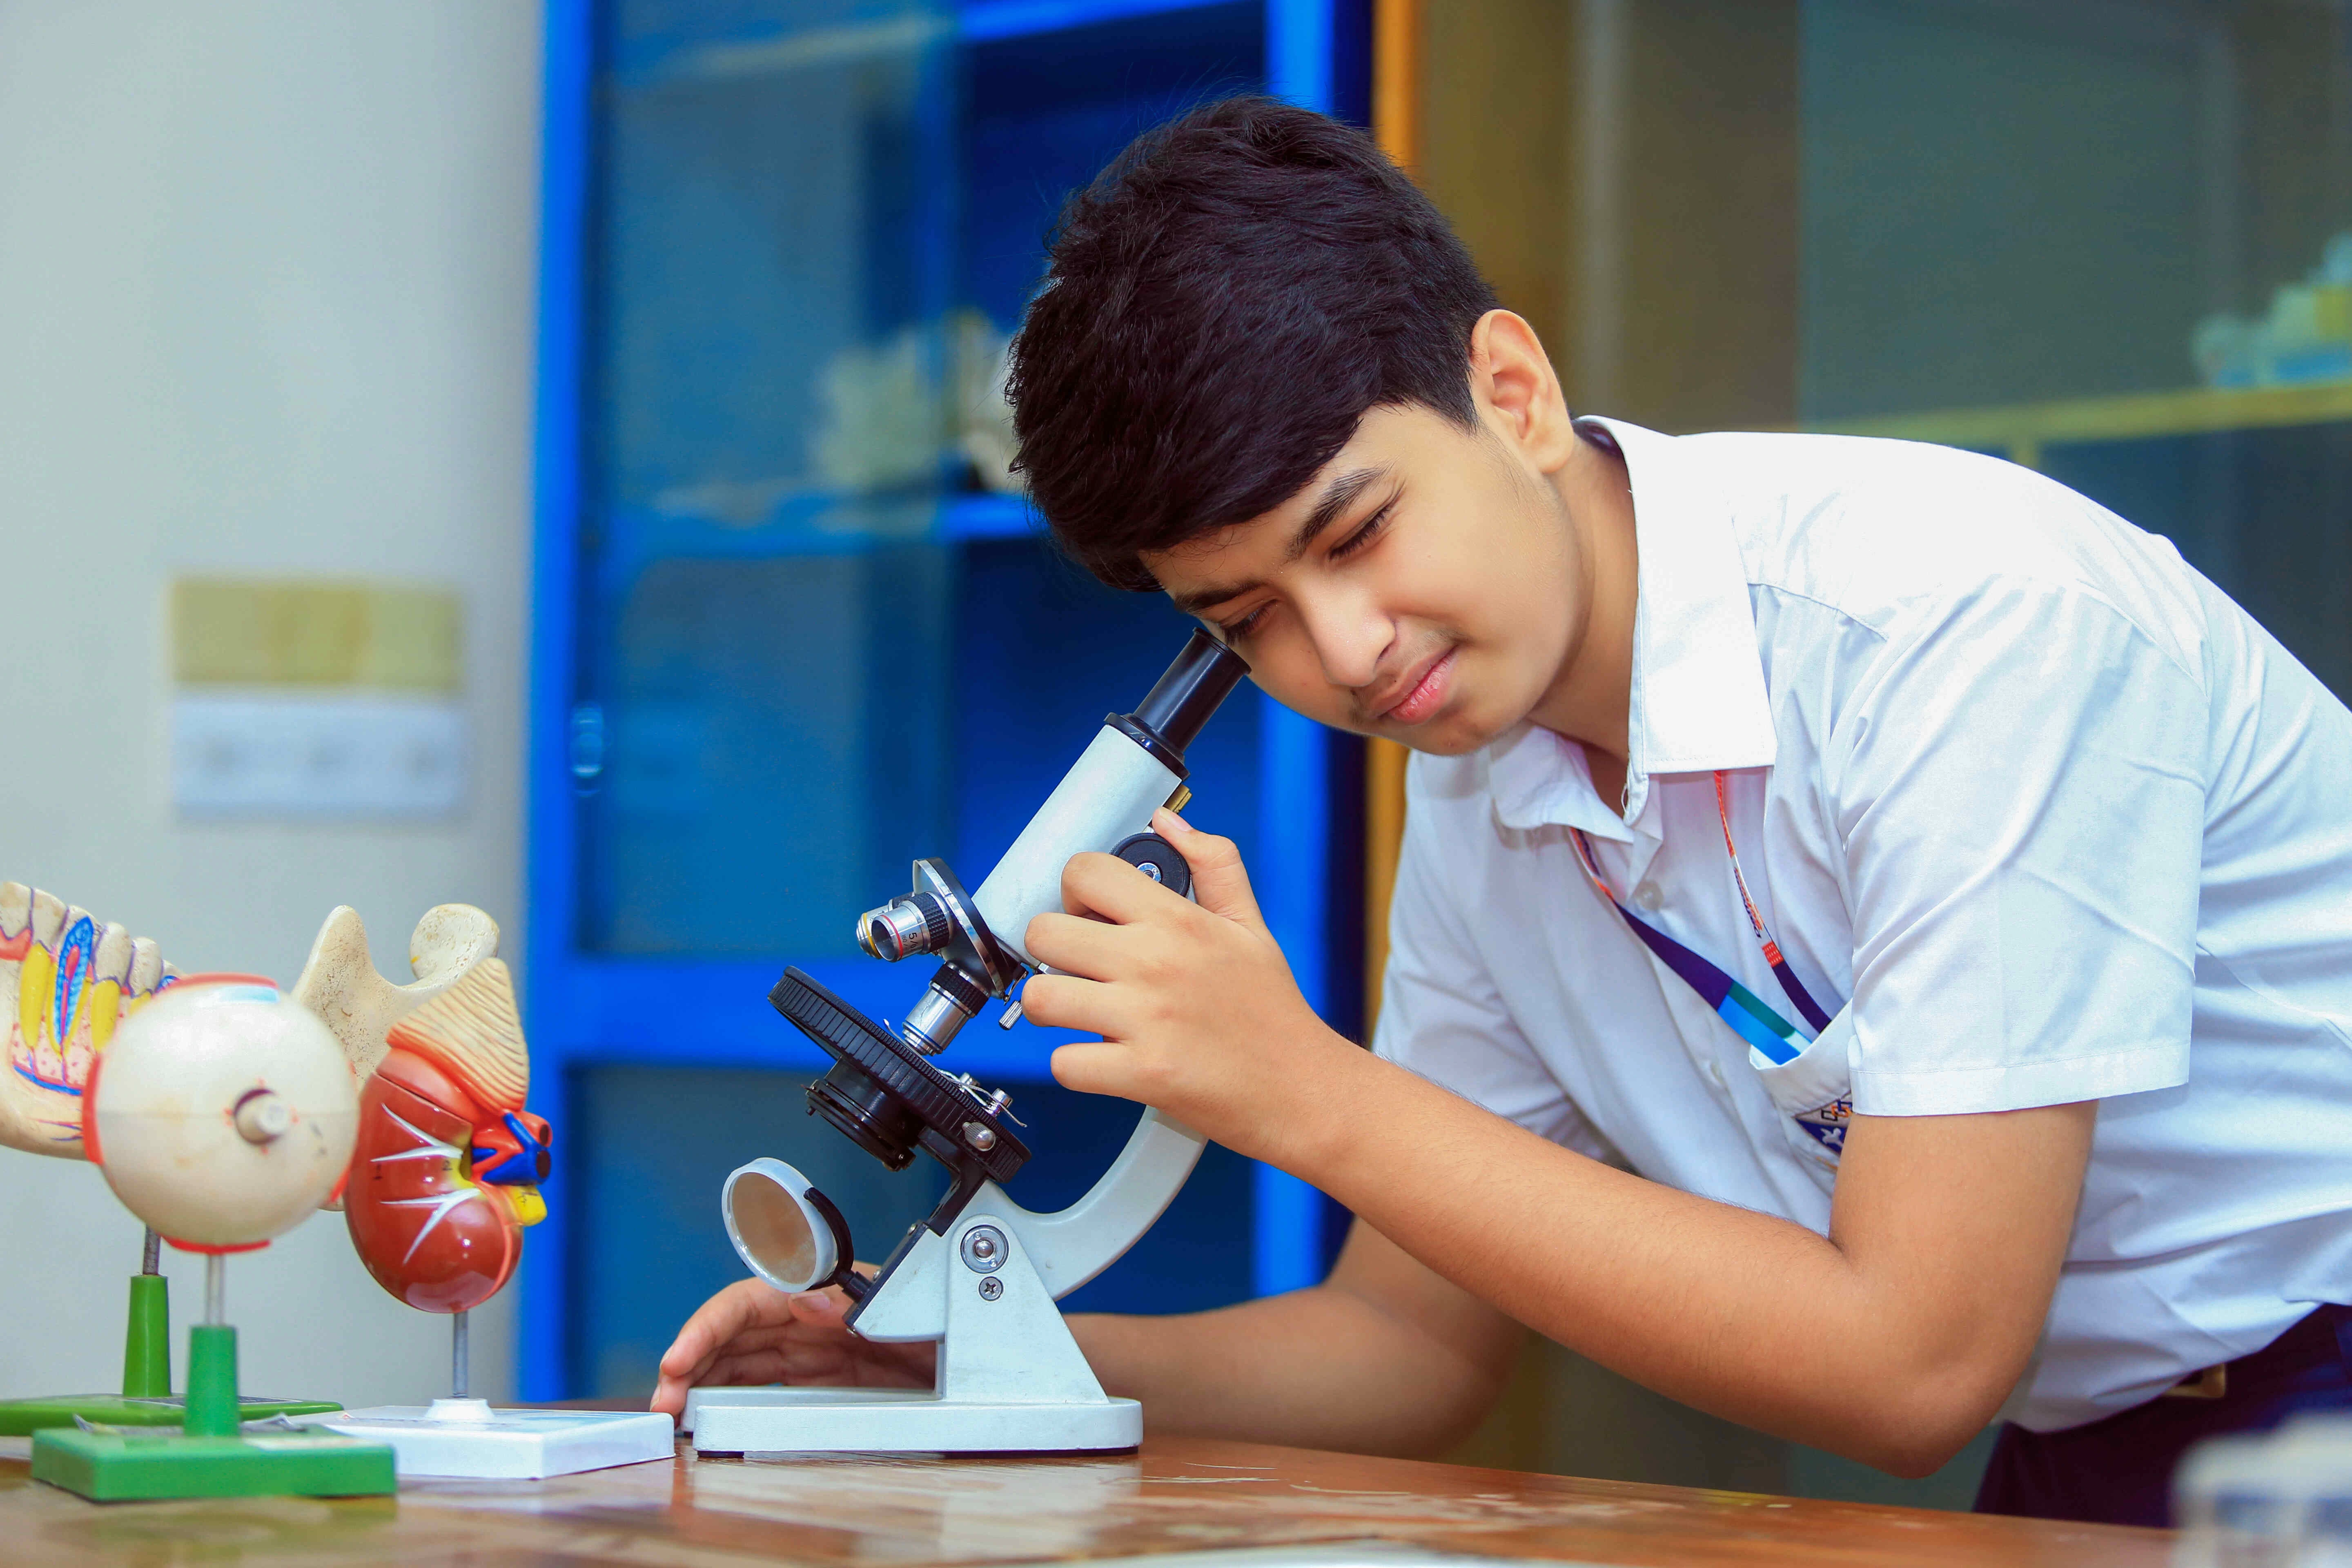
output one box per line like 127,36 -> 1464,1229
1111,832 -> 1192,900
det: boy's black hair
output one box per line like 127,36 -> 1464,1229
1007,96 -> 1500,592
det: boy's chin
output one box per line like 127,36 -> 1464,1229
1378,703 -> 1510,758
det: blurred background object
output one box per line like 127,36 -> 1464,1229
170,578 -> 469,820
2174,1415 -> 2352,1564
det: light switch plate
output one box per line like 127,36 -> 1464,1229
172,693 -> 467,820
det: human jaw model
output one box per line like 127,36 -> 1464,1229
290,903 -> 500,1084
344,958 -> 550,1313
0,882 -> 175,1159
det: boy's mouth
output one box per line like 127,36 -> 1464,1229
1374,649 -> 1456,726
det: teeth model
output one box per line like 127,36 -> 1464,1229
0,882 -> 177,1160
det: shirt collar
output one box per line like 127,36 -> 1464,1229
1481,418 -> 1777,838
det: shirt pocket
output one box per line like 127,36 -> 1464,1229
1747,1007 -> 1856,1189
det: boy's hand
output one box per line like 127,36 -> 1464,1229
648,1272 -> 932,1421
1021,809 -> 1358,1169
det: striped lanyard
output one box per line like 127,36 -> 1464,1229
1569,771 -> 1834,1066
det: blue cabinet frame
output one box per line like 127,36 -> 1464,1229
522,0 -> 1364,1399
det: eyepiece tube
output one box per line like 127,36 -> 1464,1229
1124,630 -> 1250,759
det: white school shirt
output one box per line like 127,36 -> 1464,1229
1374,417 -> 2352,1433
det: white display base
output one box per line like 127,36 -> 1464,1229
684,1385 -> 1141,1455
297,1398 -> 676,1479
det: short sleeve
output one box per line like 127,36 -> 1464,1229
1828,580 -> 2207,1115
1375,765 -> 1617,1160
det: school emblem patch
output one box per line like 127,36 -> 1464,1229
1795,1096 -> 1853,1154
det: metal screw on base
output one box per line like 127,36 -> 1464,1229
452,1309 -> 470,1400
184,1257 -> 238,1439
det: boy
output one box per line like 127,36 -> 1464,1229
655,98 -> 2352,1527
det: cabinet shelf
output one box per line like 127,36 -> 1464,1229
1817,379 -> 2352,469
617,0 -> 1243,87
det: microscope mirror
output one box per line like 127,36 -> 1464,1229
722,1158 -> 859,1299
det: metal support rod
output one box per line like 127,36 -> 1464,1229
452,1309 -> 470,1399
141,1227 -> 161,1275
204,1254 -> 224,1326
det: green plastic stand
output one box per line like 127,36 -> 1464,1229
0,1275 -> 342,1437
31,1325 -> 394,1501
122,1274 -> 169,1397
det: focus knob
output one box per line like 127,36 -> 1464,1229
1111,833 -> 1192,900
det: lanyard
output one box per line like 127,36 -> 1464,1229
1569,771 -> 1834,1066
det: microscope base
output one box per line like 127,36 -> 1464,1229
684,1385 -> 1140,1455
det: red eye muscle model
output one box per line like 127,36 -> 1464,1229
344,958 -> 550,1314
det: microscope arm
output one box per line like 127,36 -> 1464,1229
850,1107 -> 1206,1343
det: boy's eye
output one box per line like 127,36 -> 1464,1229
1327,492 -> 1399,562
1219,604 -> 1270,642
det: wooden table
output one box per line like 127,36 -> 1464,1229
0,1432 -> 2169,1566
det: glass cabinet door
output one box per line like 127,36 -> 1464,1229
581,0 -> 958,959
527,0 -> 1362,1401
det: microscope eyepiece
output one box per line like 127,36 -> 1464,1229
1107,630 -> 1251,776
1127,629 -> 1250,757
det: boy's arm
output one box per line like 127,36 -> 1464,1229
1304,1066 -> 2093,1475
1075,1214 -> 1525,1453
1029,815 -> 2097,1478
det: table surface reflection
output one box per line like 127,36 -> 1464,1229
0,1432 -> 2171,1566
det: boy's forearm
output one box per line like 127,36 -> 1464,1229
1069,1284 -> 1515,1457
1288,1047 -> 2093,1475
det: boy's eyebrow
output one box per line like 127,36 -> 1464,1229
1167,465 -> 1391,616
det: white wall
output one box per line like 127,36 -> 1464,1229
0,0 -> 543,1407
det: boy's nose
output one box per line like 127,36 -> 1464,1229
1298,597 -> 1388,693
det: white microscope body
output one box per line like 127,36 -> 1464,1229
684,631 -> 1249,1456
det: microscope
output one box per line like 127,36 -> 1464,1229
683,630 -> 1251,1455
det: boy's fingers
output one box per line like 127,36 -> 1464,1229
1050,1040 -> 1139,1099
1024,909 -> 1132,979
1151,810 -> 1264,929
1060,851 -> 1178,925
659,1278 -> 793,1376
1020,971 -> 1124,1038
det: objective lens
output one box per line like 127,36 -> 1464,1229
855,893 -> 951,962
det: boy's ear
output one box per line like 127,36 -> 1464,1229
1467,309 -> 1579,474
